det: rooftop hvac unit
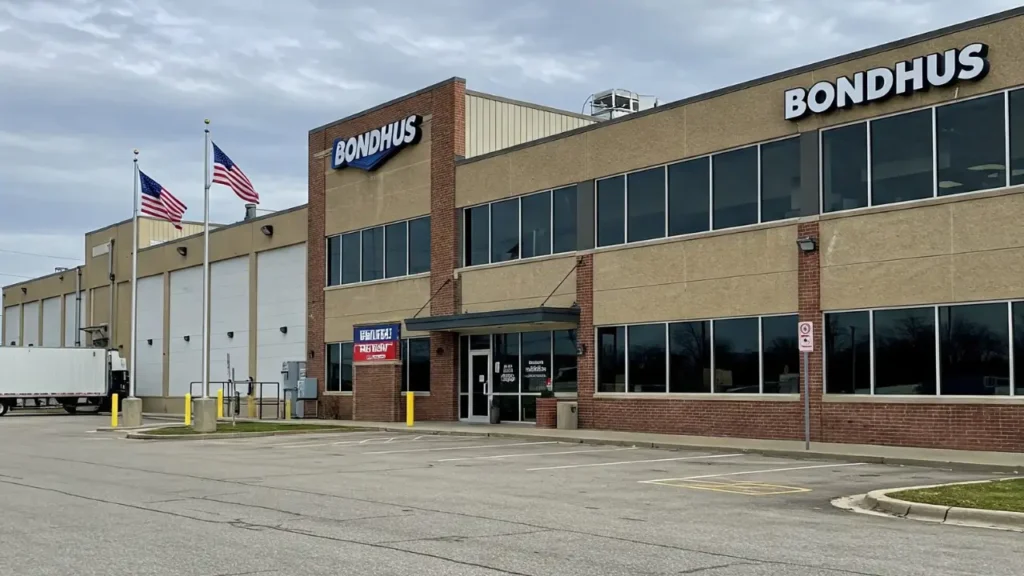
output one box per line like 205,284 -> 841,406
587,89 -> 660,121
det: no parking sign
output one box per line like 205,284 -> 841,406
798,321 -> 814,352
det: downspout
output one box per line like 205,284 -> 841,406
74,265 -> 82,347
108,239 -> 115,348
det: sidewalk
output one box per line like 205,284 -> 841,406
141,412 -> 1024,472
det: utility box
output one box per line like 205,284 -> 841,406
298,377 -> 318,400
281,360 -> 306,418
556,401 -> 578,430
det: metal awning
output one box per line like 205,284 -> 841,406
404,306 -> 579,334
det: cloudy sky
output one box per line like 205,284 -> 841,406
0,0 -> 1020,290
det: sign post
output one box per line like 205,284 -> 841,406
798,321 -> 814,450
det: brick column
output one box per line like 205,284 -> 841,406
353,362 -> 402,422
307,130 -> 327,416
536,397 -> 558,428
797,221 -> 823,441
574,254 -> 595,428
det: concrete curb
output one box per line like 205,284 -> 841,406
125,426 -> 372,441
863,479 -> 1024,532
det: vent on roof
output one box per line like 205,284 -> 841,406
587,89 -> 659,121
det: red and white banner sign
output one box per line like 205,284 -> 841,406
353,341 -> 398,362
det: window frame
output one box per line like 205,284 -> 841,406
819,87 -> 1019,215
325,342 -> 354,393
822,300 -> 1021,397
325,215 -> 430,287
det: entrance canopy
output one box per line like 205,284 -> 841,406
404,306 -> 579,335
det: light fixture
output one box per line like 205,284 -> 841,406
176,246 -> 188,257
147,339 -> 153,346
227,331 -> 234,339
279,326 -> 288,334
796,236 -> 817,253
576,342 -> 587,357
260,225 -> 274,236
20,287 -> 27,294
183,335 -> 190,342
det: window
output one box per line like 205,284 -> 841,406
761,315 -> 799,393
871,109 -> 934,206
822,123 -> 868,213
937,94 -> 1006,195
490,198 -> 519,263
552,330 -> 578,393
873,307 -> 935,395
464,205 -> 489,266
360,226 -> 384,281
341,232 -> 360,284
628,324 -> 666,392
760,137 -> 801,222
384,221 -> 407,278
824,311 -> 870,394
626,167 -> 666,243
596,176 -> 625,247
597,326 -> 625,392
401,338 -> 431,393
1015,302 -> 1024,396
939,303 -> 1009,395
326,342 -> 353,392
1011,89 -> 1024,186
408,216 -> 430,274
552,186 -> 577,254
521,331 -> 552,393
713,317 -> 760,393
668,321 -> 710,393
712,146 -> 758,229
521,191 -> 551,258
493,333 -> 520,393
668,156 -> 710,236
327,236 -> 341,286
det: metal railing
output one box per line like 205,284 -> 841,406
188,380 -> 283,419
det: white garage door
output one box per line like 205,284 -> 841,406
168,266 -> 203,397
22,301 -> 39,347
256,243 -> 306,398
3,305 -> 20,346
135,275 -> 165,397
63,292 -> 87,347
41,297 -> 62,347
210,256 -> 250,384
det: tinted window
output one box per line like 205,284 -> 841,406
1015,302 -> 1024,396
627,324 -> 666,392
493,333 -> 520,393
597,176 -> 625,247
668,156 -> 710,236
521,191 -> 551,258
1011,89 -> 1024,186
939,303 -> 1009,395
597,326 -> 625,392
873,307 -> 935,395
762,315 -> 799,393
407,338 -> 431,393
626,167 -> 665,243
361,226 -> 384,281
408,216 -> 430,274
822,123 -> 868,212
552,330 -> 578,393
341,343 -> 353,392
384,221 -> 407,278
712,146 -> 758,229
825,311 -> 870,394
937,94 -> 1006,196
327,236 -> 341,286
668,321 -> 710,393
464,205 -> 489,266
871,109 -> 933,206
521,331 -> 551,392
760,137 -> 801,222
552,186 -> 577,254
490,198 -> 519,263
341,232 -> 361,284
713,317 -> 759,393
326,342 -> 340,392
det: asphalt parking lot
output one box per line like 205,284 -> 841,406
0,415 -> 1020,576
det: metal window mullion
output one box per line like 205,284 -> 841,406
868,311 -> 875,395
934,306 -> 942,396
624,325 -> 630,393
382,225 -> 387,279
710,320 -> 716,394
549,189 -> 554,255
866,121 -> 873,206
817,129 -> 824,214
708,156 -> 715,230
931,106 -> 938,198
623,175 -> 629,244
663,322 -> 670,394
358,231 -> 363,282
757,316 -> 764,394
405,220 -> 410,277
756,144 -> 763,223
663,165 -> 669,239
1005,90 -> 1012,189
517,196 -> 523,261
1008,301 -> 1015,397
487,203 -> 492,264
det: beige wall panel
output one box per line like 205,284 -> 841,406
456,155 -> 511,208
251,207 -> 307,251
91,285 -> 110,327
821,255 -> 953,311
323,276 -> 431,342
460,256 -> 577,313
949,191 -> 1024,253
820,204 -> 951,267
115,280 -> 131,352
2,272 -> 71,306
585,104 -> 690,177
208,223 -> 252,262
952,248 -> 1024,302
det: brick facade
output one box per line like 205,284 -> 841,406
353,362 -> 401,422
535,397 -> 558,428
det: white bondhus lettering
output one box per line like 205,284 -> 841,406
332,115 -> 423,170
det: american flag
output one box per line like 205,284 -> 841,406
139,170 -> 187,229
211,142 -> 259,204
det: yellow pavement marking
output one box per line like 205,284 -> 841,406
646,478 -> 811,496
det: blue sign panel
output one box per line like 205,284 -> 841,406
352,323 -> 402,362
331,115 -> 423,171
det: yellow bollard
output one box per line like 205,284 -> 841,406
284,399 -> 292,420
184,393 -> 192,426
406,392 -> 414,427
216,389 -> 224,419
247,395 -> 256,419
110,394 -> 119,428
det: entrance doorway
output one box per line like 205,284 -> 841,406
467,350 -> 491,422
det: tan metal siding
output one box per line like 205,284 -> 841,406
464,94 -> 596,158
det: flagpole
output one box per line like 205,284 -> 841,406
202,119 -> 211,399
129,149 -> 140,399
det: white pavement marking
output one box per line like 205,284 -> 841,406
364,441 -> 560,455
438,446 -> 637,462
527,453 -> 743,471
639,462 -> 868,483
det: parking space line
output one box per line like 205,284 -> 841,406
437,446 -> 637,462
364,441 -> 560,455
639,462 -> 867,483
527,453 -> 742,471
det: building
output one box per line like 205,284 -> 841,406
5,7 -> 1024,452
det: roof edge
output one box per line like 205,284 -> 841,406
137,203 -> 308,255
309,76 -> 467,135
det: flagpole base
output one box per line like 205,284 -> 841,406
122,397 -> 143,428
192,398 -> 218,433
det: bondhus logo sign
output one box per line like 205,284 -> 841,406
353,323 -> 401,362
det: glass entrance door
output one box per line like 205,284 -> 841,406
468,351 -> 491,421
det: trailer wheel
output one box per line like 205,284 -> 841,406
63,404 -> 78,415
0,402 -> 9,417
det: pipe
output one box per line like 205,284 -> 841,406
107,239 -> 115,347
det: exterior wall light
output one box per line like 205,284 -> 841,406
176,246 -> 188,257
147,339 -> 153,346
21,287 -> 27,294
227,331 -> 234,339
183,335 -> 190,342
279,326 -> 288,334
260,225 -> 274,236
796,237 -> 818,253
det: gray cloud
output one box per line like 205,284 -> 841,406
0,0 -> 1019,288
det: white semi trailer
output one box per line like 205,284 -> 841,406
0,347 -> 129,416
